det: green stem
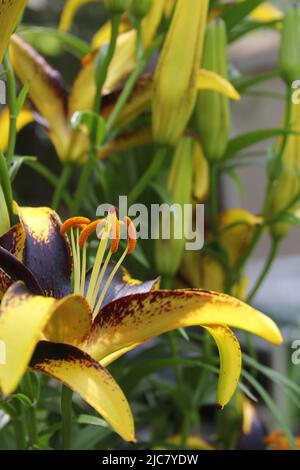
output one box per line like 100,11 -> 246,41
0,151 -> 13,222
106,60 -> 146,133
23,373 -> 38,447
94,14 -> 121,112
3,54 -> 17,167
52,164 -> 73,211
128,146 -> 168,205
209,163 -> 219,238
71,16 -> 120,215
61,385 -> 73,450
246,237 -> 281,304
12,417 -> 27,450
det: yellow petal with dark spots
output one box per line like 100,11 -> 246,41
0,282 -> 93,396
30,341 -> 135,442
84,290 -> 282,363
0,0 -> 28,63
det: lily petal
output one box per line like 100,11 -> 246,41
9,34 -> 70,159
69,0 -> 164,115
0,246 -> 42,296
83,290 -> 282,363
85,261 -> 159,309
197,69 -> 240,100
0,0 -> 28,63
30,341 -> 135,442
204,325 -> 241,407
0,223 -> 26,261
16,205 -> 72,298
98,125 -> 153,160
92,16 -> 132,50
59,0 -> 100,33
0,282 -> 92,395
0,107 -> 34,152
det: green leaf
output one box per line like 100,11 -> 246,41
71,425 -> 112,450
10,393 -> 33,408
19,27 -> 91,59
77,414 -> 109,428
221,0 -> 264,32
9,156 -> 36,182
225,129 -> 289,159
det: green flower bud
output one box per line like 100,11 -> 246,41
195,19 -> 231,162
104,0 -> 131,14
0,184 -> 10,237
266,102 -> 300,239
129,0 -> 152,18
155,137 -> 193,277
280,6 -> 300,85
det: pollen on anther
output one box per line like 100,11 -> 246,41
79,219 -> 106,248
61,217 -> 91,235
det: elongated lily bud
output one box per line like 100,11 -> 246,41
196,19 -> 230,161
266,103 -> 300,239
279,6 -> 300,85
104,0 -> 131,14
0,184 -> 10,236
130,0 -> 152,19
155,137 -> 193,277
152,0 -> 209,146
0,0 -> 28,63
193,140 -> 209,202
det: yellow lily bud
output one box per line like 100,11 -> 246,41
196,19 -> 231,161
0,184 -> 10,237
193,139 -> 209,202
266,103 -> 300,239
279,6 -> 300,85
155,137 -> 194,277
152,0 -> 209,146
0,0 -> 27,63
130,0 -> 153,19
104,0 -> 131,14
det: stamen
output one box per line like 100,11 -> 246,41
61,217 -> 91,235
79,219 -> 106,248
125,217 -> 137,254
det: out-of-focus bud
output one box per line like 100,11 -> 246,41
104,0 -> 131,14
219,209 -> 262,267
193,139 -> 209,202
130,0 -> 152,19
152,0 -> 209,146
0,184 -> 10,237
195,19 -> 230,161
155,137 -> 193,277
279,6 -> 300,84
266,103 -> 300,239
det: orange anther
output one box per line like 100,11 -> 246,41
61,217 -> 91,235
79,219 -> 106,248
125,217 -> 137,254
110,219 -> 123,254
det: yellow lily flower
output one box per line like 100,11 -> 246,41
0,106 -> 34,153
0,0 -> 28,63
0,205 -> 281,436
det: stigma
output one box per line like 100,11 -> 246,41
61,211 -> 137,317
